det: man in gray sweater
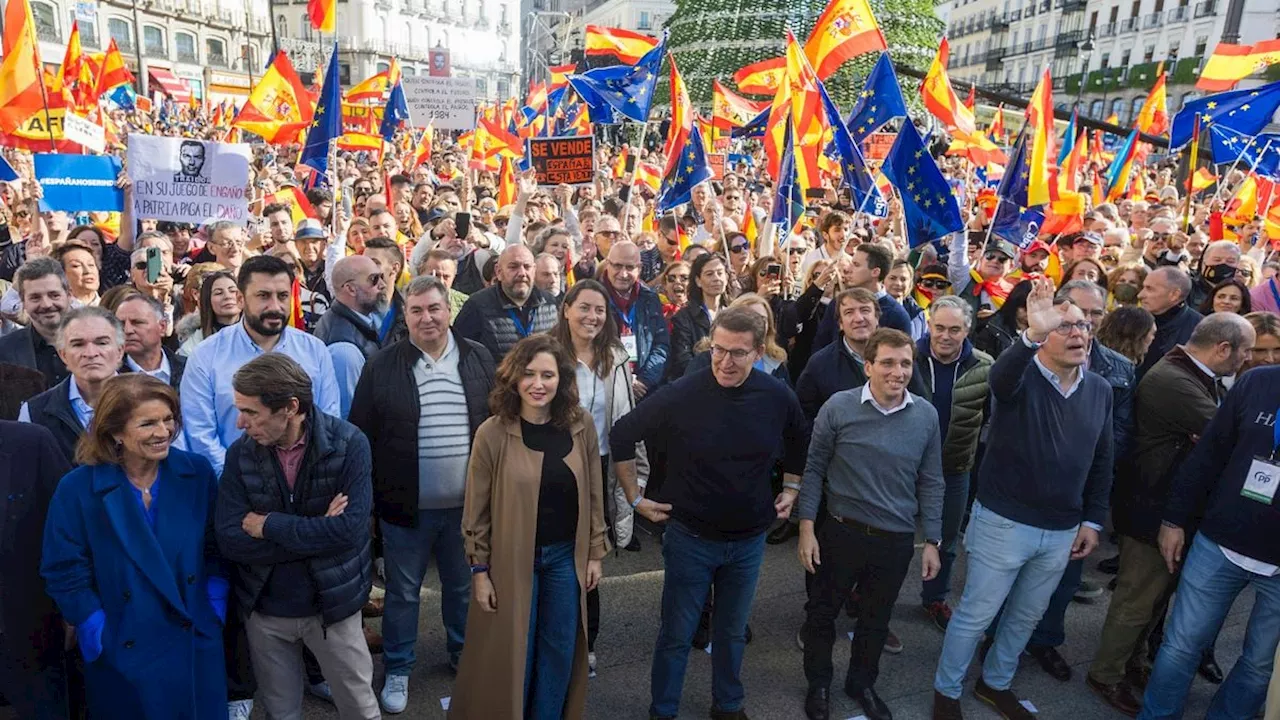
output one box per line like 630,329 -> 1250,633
797,328 -> 945,720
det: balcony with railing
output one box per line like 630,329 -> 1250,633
36,24 -> 61,43
113,38 -> 135,54
82,33 -> 100,49
1193,0 -> 1215,16
1054,29 -> 1084,57
1061,0 -> 1087,12
1167,5 -> 1189,22
992,12 -> 1010,29
177,48 -> 197,63
1098,21 -> 1117,37
985,48 -> 1008,70
1119,16 -> 1138,31
1142,11 -> 1163,28
208,51 -> 228,67
144,42 -> 167,58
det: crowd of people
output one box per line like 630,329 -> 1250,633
0,107 -> 1279,720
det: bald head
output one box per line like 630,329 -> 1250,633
497,244 -> 535,303
333,254 -> 379,289
607,241 -> 641,294
1188,312 -> 1256,376
332,254 -> 386,315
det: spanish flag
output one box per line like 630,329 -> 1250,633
411,125 -> 432,169
268,186 -> 320,225
497,155 -> 517,207
635,162 -> 662,193
307,0 -> 336,33
335,132 -> 385,153
1224,174 -> 1258,224
1134,65 -> 1169,136
549,63 -> 576,90
921,38 -> 976,135
346,69 -> 390,103
584,25 -> 659,65
1197,39 -> 1280,92
1026,66 -> 1056,206
1192,167 -> 1217,193
662,55 -> 695,179
233,50 -> 313,144
0,0 -> 45,135
803,0 -> 886,81
95,39 -> 134,96
711,79 -> 768,132
733,57 -> 786,96
786,30 -> 826,196
477,115 -> 523,159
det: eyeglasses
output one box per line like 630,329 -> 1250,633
730,244 -> 749,253
1052,321 -> 1094,336
983,252 -> 1010,262
709,345 -> 753,361
1150,232 -> 1172,242
919,278 -> 951,290
787,247 -> 807,255
596,230 -> 621,238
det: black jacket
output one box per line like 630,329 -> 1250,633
348,330 -> 495,528
215,412 -> 373,626
121,348 -> 187,390
608,283 -> 670,390
971,313 -> 1019,360
794,338 -> 868,422
0,421 -> 69,665
453,285 -> 558,363
313,302 -> 381,360
0,327 -> 67,387
1090,341 -> 1137,463
22,377 -> 84,465
667,303 -> 712,381
1138,303 -> 1201,379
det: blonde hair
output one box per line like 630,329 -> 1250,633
692,292 -> 787,362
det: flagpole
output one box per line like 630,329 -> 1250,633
1217,137 -> 1273,208
622,119 -> 650,233
1182,115 -> 1200,233
1209,130 -> 1262,207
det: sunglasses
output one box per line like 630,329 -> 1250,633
983,252 -> 1010,262
919,278 -> 951,290
730,244 -> 749,253
1151,232 -> 1172,242
788,247 -> 807,255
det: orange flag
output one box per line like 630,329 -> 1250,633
497,155 -> 517,207
0,0 -> 45,135
95,39 -> 134,97
803,0 -> 886,80
1196,39 -> 1280,92
786,30 -> 826,195
921,38 -> 976,135
307,0 -> 336,33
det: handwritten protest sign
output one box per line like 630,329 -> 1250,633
527,136 -> 595,186
863,132 -> 895,161
127,135 -> 251,224
63,112 -> 105,153
401,76 -> 476,130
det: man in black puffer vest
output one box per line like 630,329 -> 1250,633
215,354 -> 380,720
313,255 -> 388,419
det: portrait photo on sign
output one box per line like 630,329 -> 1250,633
175,140 -> 211,184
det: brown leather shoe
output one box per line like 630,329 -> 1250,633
1124,663 -> 1151,691
973,678 -> 1034,719
932,691 -> 964,720
362,596 -> 385,618
1086,674 -> 1140,718
364,624 -> 384,654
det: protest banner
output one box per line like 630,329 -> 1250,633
708,152 -> 726,180
34,154 -> 124,213
527,136 -> 596,186
63,112 -> 105,153
864,132 -> 895,161
127,135 -> 251,224
401,76 -> 476,130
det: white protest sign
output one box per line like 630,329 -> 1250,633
127,135 -> 251,224
401,76 -> 477,131
63,112 -> 105,153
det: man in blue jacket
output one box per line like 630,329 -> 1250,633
796,288 -> 878,422
812,244 -> 911,351
603,241 -> 669,398
215,354 -> 379,720
1137,363 -> 1280,720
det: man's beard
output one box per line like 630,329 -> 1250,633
246,310 -> 288,336
359,295 -> 389,316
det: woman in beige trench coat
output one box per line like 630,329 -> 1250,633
450,335 -> 609,720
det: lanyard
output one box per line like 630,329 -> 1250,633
507,308 -> 534,338
377,305 -> 397,344
610,297 -> 637,330
1270,278 -> 1280,312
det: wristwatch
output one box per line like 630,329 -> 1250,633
925,539 -> 941,547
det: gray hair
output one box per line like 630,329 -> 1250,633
929,295 -> 974,331
55,305 -> 124,351
116,293 -> 166,323
1151,266 -> 1193,301
129,247 -> 150,264
1056,280 -> 1107,305
1203,240 -> 1241,261
1189,312 -> 1253,351
15,257 -> 70,298
207,220 -> 242,242
403,274 -> 451,309
136,231 -> 172,251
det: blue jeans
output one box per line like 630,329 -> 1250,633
650,520 -> 766,718
921,472 -> 971,606
524,541 -> 581,720
985,556 -> 1084,647
1138,534 -> 1280,720
933,502 -> 1077,699
380,508 -> 471,676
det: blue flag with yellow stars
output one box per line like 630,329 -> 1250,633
883,121 -> 963,248
1207,124 -> 1280,179
656,122 -> 713,213
997,130 -> 1030,207
379,79 -> 411,142
818,79 -> 884,216
299,45 -> 342,176
731,107 -> 768,139
567,34 -> 664,124
1170,78 -> 1280,150
992,204 -> 1044,249
845,53 -> 908,146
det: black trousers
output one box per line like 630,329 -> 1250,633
0,643 -> 68,720
588,455 -> 610,652
801,516 -> 914,693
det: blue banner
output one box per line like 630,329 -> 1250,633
34,154 -> 124,213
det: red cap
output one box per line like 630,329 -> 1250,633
1024,239 -> 1052,257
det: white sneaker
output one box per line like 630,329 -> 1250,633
381,673 -> 409,714
588,651 -> 597,678
228,699 -> 253,720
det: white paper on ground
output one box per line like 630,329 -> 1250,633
844,715 -> 868,720
1020,699 -> 1037,713
441,696 -> 451,709
705,643 -> 712,654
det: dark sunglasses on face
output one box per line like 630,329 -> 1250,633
730,244 -> 749,253
788,247 -> 807,255
920,278 -> 951,290
983,252 -> 1010,262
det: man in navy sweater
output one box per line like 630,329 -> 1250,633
612,306 -> 810,720
812,244 -> 912,350
1136,365 -> 1280,720
933,277 -> 1113,720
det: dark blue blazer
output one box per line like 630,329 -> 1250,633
41,449 -> 227,719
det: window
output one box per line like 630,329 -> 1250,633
1129,0 -> 1139,16
1144,44 -> 1154,62
72,12 -> 100,48
1091,99 -> 1105,115
1129,96 -> 1145,122
475,76 -> 488,95
1110,97 -> 1124,117
1120,49 -> 1131,66
402,66 -> 416,76
1100,51 -> 1110,66
31,1 -> 58,41
206,38 -> 226,67
277,15 -> 288,37
241,44 -> 258,70
1168,42 -> 1179,60
176,32 -> 196,62
1108,5 -> 1118,21
497,78 -> 510,98
143,25 -> 166,57
108,18 -> 132,52
1194,35 -> 1207,55
638,10 -> 651,29
1089,10 -> 1098,27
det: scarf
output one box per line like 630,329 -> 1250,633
970,268 -> 1014,308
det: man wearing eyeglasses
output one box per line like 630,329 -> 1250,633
933,277 -> 1113,720
313,255 -> 388,419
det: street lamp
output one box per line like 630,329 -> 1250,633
1075,30 -> 1096,113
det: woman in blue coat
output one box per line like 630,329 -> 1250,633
41,375 -> 228,719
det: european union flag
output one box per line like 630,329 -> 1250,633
771,126 -> 805,228
656,123 -> 713,212
567,34 -> 664,124
845,53 -> 908,145
882,121 -> 963,248
731,107 -> 768,139
379,80 -> 410,142
997,131 -> 1030,208
299,44 -> 342,177
1170,78 -> 1280,150
992,204 -> 1044,249
818,79 -> 884,216
1207,124 -> 1280,178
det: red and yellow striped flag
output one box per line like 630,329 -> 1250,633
584,26 -> 659,65
1026,67 -> 1056,207
733,57 -> 786,96
307,0 -> 336,33
0,0 -> 45,135
803,0 -> 886,80
1197,39 -> 1280,92
921,38 -> 976,135
1134,65 -> 1169,136
1191,167 -> 1217,193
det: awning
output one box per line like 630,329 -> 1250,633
148,67 -> 192,104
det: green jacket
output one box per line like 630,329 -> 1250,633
908,338 -> 993,475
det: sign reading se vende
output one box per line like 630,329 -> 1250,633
527,136 -> 596,186
863,132 -> 895,161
